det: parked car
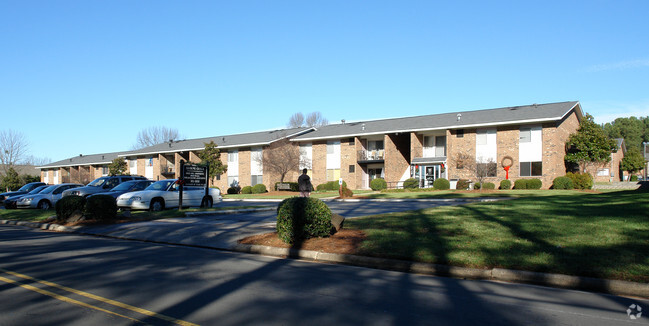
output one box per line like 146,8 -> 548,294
3,185 -> 49,209
88,180 -> 155,199
0,182 -> 46,205
62,175 -> 148,198
117,179 -> 221,211
17,183 -> 83,209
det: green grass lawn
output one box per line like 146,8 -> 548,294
347,189 -> 649,283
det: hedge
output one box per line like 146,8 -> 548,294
552,176 -> 574,190
370,178 -> 387,191
403,178 -> 419,189
84,195 -> 117,221
566,172 -> 593,190
252,184 -> 267,194
241,186 -> 253,194
276,197 -> 332,244
433,178 -> 450,190
499,179 -> 511,190
55,196 -> 86,222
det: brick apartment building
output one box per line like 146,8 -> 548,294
39,101 -> 591,190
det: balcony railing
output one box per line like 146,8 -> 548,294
358,149 -> 385,162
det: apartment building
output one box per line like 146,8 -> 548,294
39,101 -> 587,190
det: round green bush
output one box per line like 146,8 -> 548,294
482,182 -> 495,190
552,176 -> 574,190
276,197 -> 333,244
527,178 -> 542,189
55,195 -> 86,222
84,195 -> 117,221
317,181 -> 348,191
456,179 -> 470,190
370,178 -> 387,191
340,186 -> 353,198
499,179 -> 511,190
227,186 -> 240,194
316,183 -> 328,191
241,186 -> 253,194
433,178 -> 450,190
566,172 -> 593,190
630,175 -> 638,182
403,178 -> 419,189
252,184 -> 267,194
514,179 -> 528,189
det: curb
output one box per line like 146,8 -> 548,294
3,219 -> 648,299
230,243 -> 649,299
185,207 -> 276,216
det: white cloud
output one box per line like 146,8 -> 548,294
582,100 -> 649,124
586,59 -> 649,72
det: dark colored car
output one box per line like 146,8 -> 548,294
62,175 -> 149,197
0,182 -> 46,205
88,180 -> 155,199
4,185 -> 49,209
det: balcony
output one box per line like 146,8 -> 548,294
358,149 -> 385,163
161,166 -> 176,176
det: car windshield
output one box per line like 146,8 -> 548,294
18,184 -> 35,192
110,181 -> 136,191
87,177 -> 108,187
39,186 -> 56,194
145,180 -> 175,191
27,186 -> 48,194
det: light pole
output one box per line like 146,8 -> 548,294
644,142 -> 648,181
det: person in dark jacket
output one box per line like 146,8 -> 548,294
298,168 -> 312,197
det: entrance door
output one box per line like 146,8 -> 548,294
145,157 -> 154,179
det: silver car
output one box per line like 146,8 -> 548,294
17,183 -> 83,209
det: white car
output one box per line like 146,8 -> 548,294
116,179 -> 222,211
16,183 -> 83,210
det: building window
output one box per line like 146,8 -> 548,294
476,130 -> 488,145
227,176 -> 239,187
520,161 -> 542,176
251,175 -> 263,186
326,169 -> 340,181
349,165 -> 355,173
102,166 -> 109,176
457,129 -> 464,138
520,128 -> 531,143
597,168 -> 609,177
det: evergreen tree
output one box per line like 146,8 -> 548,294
565,114 -> 617,173
0,167 -> 22,191
108,157 -> 127,176
198,141 -> 227,181
621,147 -> 645,175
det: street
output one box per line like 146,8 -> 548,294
1,225 -> 646,326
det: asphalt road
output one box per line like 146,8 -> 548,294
1,225 -> 646,326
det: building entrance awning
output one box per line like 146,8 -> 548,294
412,157 -> 446,165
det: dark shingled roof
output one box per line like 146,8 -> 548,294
292,101 -> 581,141
38,151 -> 138,169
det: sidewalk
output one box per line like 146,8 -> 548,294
2,200 -> 648,299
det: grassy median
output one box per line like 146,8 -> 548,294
347,189 -> 649,283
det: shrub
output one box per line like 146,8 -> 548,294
527,178 -> 542,189
252,184 -> 267,194
499,179 -> 511,190
84,195 -> 117,221
316,183 -> 328,191
482,182 -> 495,190
276,197 -> 333,244
403,178 -> 419,189
456,179 -> 470,190
566,172 -> 593,190
552,176 -> 574,190
514,179 -> 528,189
241,186 -> 253,194
55,196 -> 86,222
227,186 -> 240,194
340,186 -> 354,198
370,178 -> 387,191
316,181 -> 347,191
275,182 -> 299,191
630,175 -> 638,182
433,178 -> 450,190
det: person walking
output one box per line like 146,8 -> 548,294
298,168 -> 312,197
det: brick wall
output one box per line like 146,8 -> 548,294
410,133 -> 423,161
311,141 -> 327,187
238,148 -> 251,187
496,125 -> 519,182
384,133 -> 410,184
540,110 -> 580,187
446,128 -> 476,181
340,137 -> 358,189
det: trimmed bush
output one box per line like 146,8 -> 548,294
499,179 -> 511,190
275,182 -> 299,191
84,195 -> 117,221
340,186 -> 353,198
370,178 -> 387,191
630,175 -> 638,182
316,181 -> 348,191
55,195 -> 86,222
276,197 -> 333,244
527,178 -> 542,189
552,176 -> 574,190
566,172 -> 593,190
241,186 -> 253,194
433,178 -> 450,190
482,182 -> 496,190
403,178 -> 419,189
514,179 -> 528,189
456,179 -> 470,190
227,186 -> 240,194
252,184 -> 267,194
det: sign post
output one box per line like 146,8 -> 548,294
178,161 -> 210,210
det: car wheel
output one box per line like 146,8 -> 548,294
37,200 -> 51,210
201,197 -> 213,208
150,199 -> 164,212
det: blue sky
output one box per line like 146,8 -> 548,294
2,1 -> 648,163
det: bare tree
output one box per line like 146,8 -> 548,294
475,157 -> 497,189
255,138 -> 301,183
133,126 -> 181,149
305,112 -> 329,127
287,112 -> 329,128
0,130 -> 29,175
24,155 -> 51,166
288,113 -> 305,128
